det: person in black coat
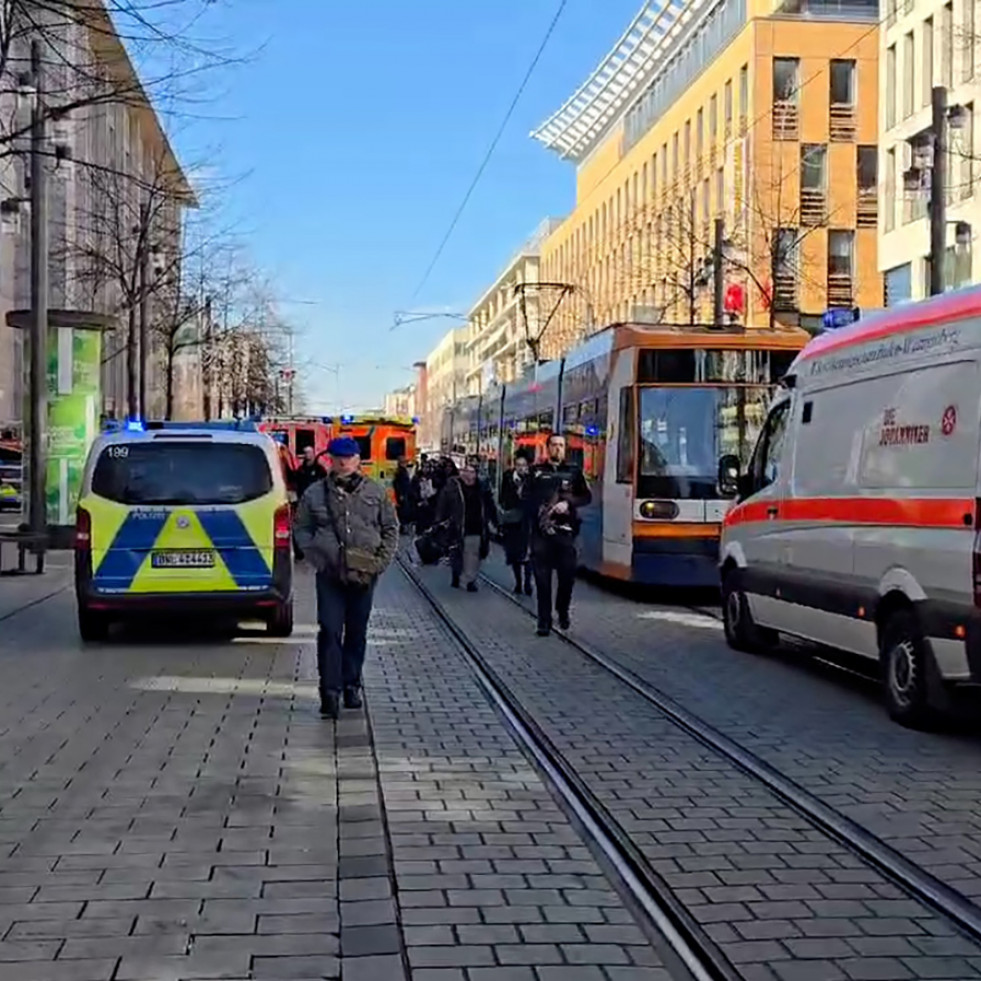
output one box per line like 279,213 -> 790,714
528,433 -> 592,635
435,460 -> 497,592
498,449 -> 534,595
392,458 -> 413,531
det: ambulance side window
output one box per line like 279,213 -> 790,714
751,400 -> 791,492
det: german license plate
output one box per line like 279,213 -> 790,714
151,550 -> 215,569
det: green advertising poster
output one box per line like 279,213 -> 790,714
43,326 -> 102,526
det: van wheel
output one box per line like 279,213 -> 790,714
267,600 -> 294,638
722,573 -> 777,653
78,607 -> 110,643
881,610 -> 932,728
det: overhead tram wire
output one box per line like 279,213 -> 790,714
404,0 -> 569,309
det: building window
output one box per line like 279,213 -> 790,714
964,0 -> 975,80
886,44 -> 897,128
857,145 -> 878,226
710,93 -> 718,139
672,132 -> 679,178
724,78 -> 733,135
684,119 -> 691,172
882,262 -> 913,307
830,59 -> 855,105
903,32 -> 915,118
828,230 -> 854,277
885,146 -> 896,232
716,166 -> 725,215
942,2 -> 953,85
801,144 -> 827,189
961,102 -> 975,198
923,17 -> 934,106
773,228 -> 800,311
696,107 -> 704,158
651,153 -> 657,199
739,63 -> 748,132
773,58 -> 800,139
800,144 -> 827,224
829,60 -> 856,140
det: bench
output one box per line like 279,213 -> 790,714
0,531 -> 46,575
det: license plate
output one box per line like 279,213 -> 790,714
151,550 -> 215,569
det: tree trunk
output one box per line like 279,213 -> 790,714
165,343 -> 175,420
126,306 -> 138,418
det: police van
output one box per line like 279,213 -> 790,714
719,287 -> 981,727
75,421 -> 294,641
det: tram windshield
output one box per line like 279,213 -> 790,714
637,386 -> 771,499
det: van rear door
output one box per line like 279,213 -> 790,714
88,439 -> 275,594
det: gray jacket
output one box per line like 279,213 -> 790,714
294,473 -> 399,582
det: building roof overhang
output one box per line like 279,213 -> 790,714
530,0 -> 699,163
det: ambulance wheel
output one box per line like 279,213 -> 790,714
267,600 -> 293,638
78,607 -> 110,643
722,572 -> 777,653
881,610 -> 932,728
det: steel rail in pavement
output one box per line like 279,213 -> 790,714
397,553 -> 741,981
477,568 -> 981,947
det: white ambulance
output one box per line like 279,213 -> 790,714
718,287 -> 981,727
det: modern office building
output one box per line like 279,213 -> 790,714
878,0 -> 980,304
531,0 -> 882,358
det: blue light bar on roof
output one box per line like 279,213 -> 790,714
124,418 -> 144,432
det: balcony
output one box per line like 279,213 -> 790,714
829,103 -> 856,142
772,273 -> 799,312
827,272 -> 853,306
773,101 -> 799,140
800,188 -> 827,226
857,187 -> 877,228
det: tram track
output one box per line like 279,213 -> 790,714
472,565 -> 981,950
396,552 -> 739,981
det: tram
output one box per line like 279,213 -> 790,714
259,414 -> 417,487
453,323 -> 808,587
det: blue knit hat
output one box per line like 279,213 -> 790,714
327,436 -> 360,457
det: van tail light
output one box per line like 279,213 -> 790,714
75,507 -> 91,551
274,504 -> 291,550
974,499 -> 981,608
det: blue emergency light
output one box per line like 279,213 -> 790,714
340,414 -> 355,424
822,307 -> 860,330
124,417 -> 145,432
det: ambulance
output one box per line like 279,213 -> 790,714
719,287 -> 981,727
74,421 -> 294,641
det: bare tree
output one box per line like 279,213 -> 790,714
0,0 -> 239,177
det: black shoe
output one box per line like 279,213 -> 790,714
466,582 -> 478,593
513,580 -> 523,594
536,625 -> 551,637
343,687 -> 363,709
451,576 -> 460,589
558,613 -> 570,630
320,692 -> 339,719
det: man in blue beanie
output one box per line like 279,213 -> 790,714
294,436 -> 399,719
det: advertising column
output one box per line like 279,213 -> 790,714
46,324 -> 102,527
8,309 -> 114,544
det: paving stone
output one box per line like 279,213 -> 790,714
341,953 -> 406,981
341,922 -> 402,956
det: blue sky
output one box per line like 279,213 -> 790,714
170,0 -> 641,413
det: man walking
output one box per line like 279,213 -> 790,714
294,437 -> 399,719
529,433 -> 591,636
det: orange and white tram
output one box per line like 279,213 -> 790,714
452,323 -> 808,586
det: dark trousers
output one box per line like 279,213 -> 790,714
531,536 -> 577,629
315,573 -> 375,694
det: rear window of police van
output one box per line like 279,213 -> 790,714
92,442 -> 273,506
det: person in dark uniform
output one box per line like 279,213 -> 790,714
498,449 -> 534,595
528,433 -> 592,636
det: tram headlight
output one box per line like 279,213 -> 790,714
639,499 -> 679,520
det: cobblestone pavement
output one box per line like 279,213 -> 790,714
0,561 -> 666,981
481,550 -> 981,906
416,555 -> 981,981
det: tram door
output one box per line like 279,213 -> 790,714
295,427 -> 316,458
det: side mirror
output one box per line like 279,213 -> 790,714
717,454 -> 741,498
